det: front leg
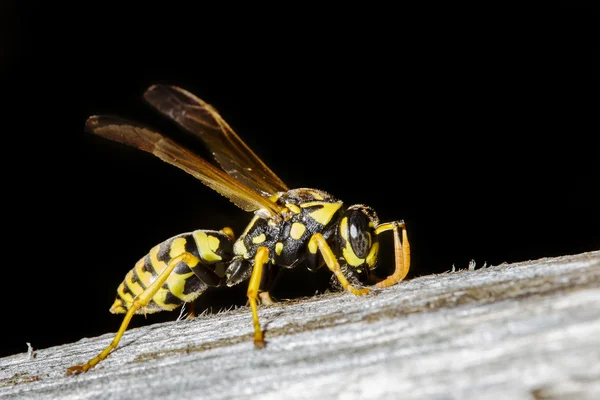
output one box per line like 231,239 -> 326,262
329,264 -> 367,292
308,233 -> 370,296
373,221 -> 410,288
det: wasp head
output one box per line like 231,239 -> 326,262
337,205 -> 380,278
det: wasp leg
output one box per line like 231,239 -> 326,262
247,246 -> 270,348
257,263 -> 281,306
66,252 -> 203,375
374,221 -> 410,288
220,226 -> 235,240
258,291 -> 275,305
308,233 -> 370,296
185,302 -> 197,320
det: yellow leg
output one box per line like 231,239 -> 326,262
66,252 -> 202,375
221,226 -> 235,241
374,221 -> 410,288
309,233 -> 370,296
247,246 -> 270,348
258,291 -> 275,305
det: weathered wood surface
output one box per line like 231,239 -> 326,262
1,251 -> 599,399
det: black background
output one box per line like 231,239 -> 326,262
2,4 -> 597,359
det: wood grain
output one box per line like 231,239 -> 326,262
1,251 -> 599,399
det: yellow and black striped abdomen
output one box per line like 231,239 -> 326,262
110,230 -> 234,315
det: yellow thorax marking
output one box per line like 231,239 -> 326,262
234,240 -> 248,258
290,222 -> 306,240
252,233 -> 266,244
301,201 -> 343,226
305,189 -> 325,200
242,215 -> 260,237
285,203 -> 301,214
275,242 -> 284,255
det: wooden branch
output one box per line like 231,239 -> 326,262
2,251 -> 599,399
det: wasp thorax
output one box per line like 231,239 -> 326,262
338,205 -> 380,270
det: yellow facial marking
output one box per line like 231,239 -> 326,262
339,216 -> 369,267
290,222 -> 306,240
275,242 -> 284,255
252,233 -> 266,244
340,217 -> 349,241
343,245 -> 365,267
285,203 -> 301,214
366,242 -> 379,267
169,237 -> 187,259
193,231 -> 222,262
302,201 -> 343,226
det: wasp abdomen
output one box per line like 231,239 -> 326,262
110,230 -> 233,315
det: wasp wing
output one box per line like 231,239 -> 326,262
86,115 -> 286,216
143,84 -> 289,197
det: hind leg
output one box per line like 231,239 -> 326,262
66,252 -> 203,375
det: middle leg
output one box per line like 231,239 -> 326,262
247,246 -> 270,348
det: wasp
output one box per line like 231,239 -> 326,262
67,85 -> 410,374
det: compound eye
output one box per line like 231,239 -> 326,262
348,212 -> 371,258
346,211 -> 372,259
